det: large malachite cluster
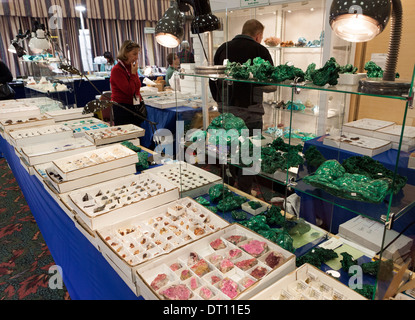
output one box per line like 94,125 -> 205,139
261,138 -> 304,174
225,56 -> 355,87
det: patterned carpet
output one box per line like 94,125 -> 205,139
0,157 -> 70,300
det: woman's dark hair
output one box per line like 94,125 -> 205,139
167,53 -> 177,65
104,51 -> 114,64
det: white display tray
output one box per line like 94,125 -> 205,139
0,104 -> 41,120
147,98 -> 187,109
134,223 -> 295,300
342,118 -> 395,137
45,108 -> 93,122
84,124 -> 145,146
144,161 -> 222,198
0,114 -> 55,132
323,133 -> 391,157
45,163 -> 137,194
7,124 -> 74,148
409,152 -> 415,169
241,201 -> 268,216
97,197 -> 230,282
67,172 -> 180,230
73,214 -> 100,250
250,263 -> 366,300
20,137 -> 96,166
392,142 -> 415,152
50,144 -> 137,181
373,125 -> 415,145
61,117 -> 109,137
338,73 -> 366,86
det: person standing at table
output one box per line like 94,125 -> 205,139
110,40 -> 145,126
209,19 -> 274,194
177,40 -> 195,63
166,53 -> 180,87
0,60 -> 15,100
101,51 -> 116,71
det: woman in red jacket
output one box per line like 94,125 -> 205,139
110,40 -> 145,125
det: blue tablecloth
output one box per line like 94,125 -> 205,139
140,105 -> 201,151
298,136 -> 415,236
0,134 -> 140,300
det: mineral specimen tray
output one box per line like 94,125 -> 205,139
250,263 -> 366,300
7,124 -> 74,148
96,197 -> 230,283
144,161 -> 223,198
45,163 -> 137,194
372,125 -> 415,146
0,114 -> 55,133
67,172 -> 180,230
323,133 -> 391,157
50,144 -> 137,181
45,108 -> 93,122
134,223 -> 295,300
342,118 -> 395,137
84,124 -> 145,146
19,137 -> 96,166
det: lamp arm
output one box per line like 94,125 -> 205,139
383,0 -> 403,82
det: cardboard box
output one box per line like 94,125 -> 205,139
323,133 -> 391,157
144,161 -> 222,198
84,124 -> 145,146
20,137 -> 96,166
7,124 -> 74,148
50,144 -> 137,181
67,172 -> 180,230
45,163 -> 137,194
342,118 -> 395,137
96,197 -> 229,283
134,223 -> 296,300
250,263 -> 366,300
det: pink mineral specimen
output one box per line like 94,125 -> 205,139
211,275 -> 221,284
180,269 -> 191,280
226,235 -> 246,245
169,262 -> 182,271
190,277 -> 199,290
190,259 -> 210,276
219,278 -> 240,299
150,273 -> 168,290
210,238 -> 226,250
209,254 -> 223,265
265,251 -> 284,269
219,259 -> 234,273
199,286 -> 214,300
250,266 -> 268,279
187,252 -> 200,266
228,248 -> 242,260
240,240 -> 268,257
161,284 -> 193,300
241,277 -> 256,289
235,258 -> 258,271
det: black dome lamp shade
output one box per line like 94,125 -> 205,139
155,1 -> 185,48
329,0 -> 412,96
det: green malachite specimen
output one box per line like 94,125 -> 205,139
271,63 -> 305,82
195,196 -> 210,206
206,206 -> 218,213
250,57 -> 275,81
120,141 -> 148,171
339,63 -> 358,74
225,59 -> 251,79
286,218 -> 311,236
209,184 -> 231,203
303,159 -> 391,203
306,57 -> 340,86
248,201 -> 262,210
340,252 -> 359,275
304,145 -> 326,169
261,138 -> 304,174
263,205 -> 285,226
271,137 -> 302,153
231,210 -> 247,220
121,140 -> 142,152
354,284 -> 376,300
342,156 -> 407,194
217,194 -> 247,212
296,247 -> 338,268
207,113 -> 248,146
364,61 -> 400,79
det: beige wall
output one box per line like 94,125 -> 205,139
352,0 -> 415,125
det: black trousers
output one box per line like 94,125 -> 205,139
113,103 -> 144,127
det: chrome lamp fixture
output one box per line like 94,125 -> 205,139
155,0 -> 225,75
329,0 -> 411,96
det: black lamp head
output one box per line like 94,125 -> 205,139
191,0 -> 221,34
155,1 -> 185,48
329,0 -> 391,42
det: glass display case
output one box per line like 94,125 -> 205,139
170,0 -> 415,300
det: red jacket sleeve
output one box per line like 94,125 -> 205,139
110,64 -> 142,105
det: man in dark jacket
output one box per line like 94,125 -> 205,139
209,19 -> 274,134
209,19 -> 274,193
0,60 -> 14,100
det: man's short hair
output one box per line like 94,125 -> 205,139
242,19 -> 265,37
181,40 -> 190,49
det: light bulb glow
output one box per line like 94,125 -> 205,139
331,14 -> 380,42
155,33 -> 180,48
